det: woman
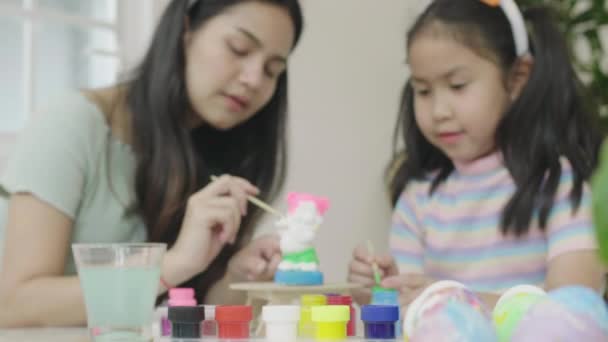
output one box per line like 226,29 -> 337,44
0,0 -> 303,327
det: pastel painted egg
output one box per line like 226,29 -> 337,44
492,285 -> 546,342
511,297 -> 608,342
547,286 -> 608,332
410,299 -> 497,342
405,280 -> 489,338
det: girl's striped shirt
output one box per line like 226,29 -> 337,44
390,152 -> 597,293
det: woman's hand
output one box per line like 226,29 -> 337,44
227,233 -> 283,282
171,175 -> 259,277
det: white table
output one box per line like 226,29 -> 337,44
0,328 -> 89,342
0,328 -> 396,341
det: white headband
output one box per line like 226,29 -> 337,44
481,0 -> 530,56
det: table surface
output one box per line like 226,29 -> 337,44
0,328 -> 399,342
229,282 -> 362,292
0,281 -> 375,342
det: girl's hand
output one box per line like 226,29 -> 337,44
227,234 -> 282,282
171,174 -> 259,277
382,273 -> 435,311
348,243 -> 400,304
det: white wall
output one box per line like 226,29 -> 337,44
117,0 -> 168,73
269,1 -> 429,282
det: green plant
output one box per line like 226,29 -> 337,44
519,0 -> 608,131
592,141 -> 608,262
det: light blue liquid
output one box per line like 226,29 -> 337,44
79,266 -> 160,340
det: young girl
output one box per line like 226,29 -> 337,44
348,0 -> 605,309
0,0 -> 303,327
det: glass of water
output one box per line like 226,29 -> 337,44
73,243 -> 166,341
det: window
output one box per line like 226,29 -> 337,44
0,0 -> 167,171
0,0 -> 119,132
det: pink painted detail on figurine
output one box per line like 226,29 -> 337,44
286,192 -> 330,216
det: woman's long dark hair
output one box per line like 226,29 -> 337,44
389,0 -> 602,236
126,0 -> 303,302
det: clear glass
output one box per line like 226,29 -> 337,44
0,16 -> 25,132
36,0 -> 118,22
72,243 -> 166,342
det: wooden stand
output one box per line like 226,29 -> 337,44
229,282 -> 362,336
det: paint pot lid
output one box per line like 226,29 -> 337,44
361,305 -> 399,322
168,287 -> 197,306
371,286 -> 399,304
203,305 -> 216,320
301,294 -> 327,306
169,287 -> 195,298
168,305 -> 205,323
262,305 -> 300,322
216,305 -> 253,322
327,295 -> 352,305
311,305 -> 350,322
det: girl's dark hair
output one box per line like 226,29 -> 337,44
389,0 -> 602,236
126,0 -> 303,302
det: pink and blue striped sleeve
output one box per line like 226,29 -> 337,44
389,183 -> 425,273
547,159 -> 598,261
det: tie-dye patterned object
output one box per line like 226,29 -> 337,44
404,281 -> 491,339
409,299 -> 497,342
492,285 -> 546,342
547,286 -> 608,333
511,286 -> 608,341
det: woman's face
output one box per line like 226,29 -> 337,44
183,1 -> 295,130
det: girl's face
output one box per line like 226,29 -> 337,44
183,1 -> 295,130
408,31 -> 512,164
